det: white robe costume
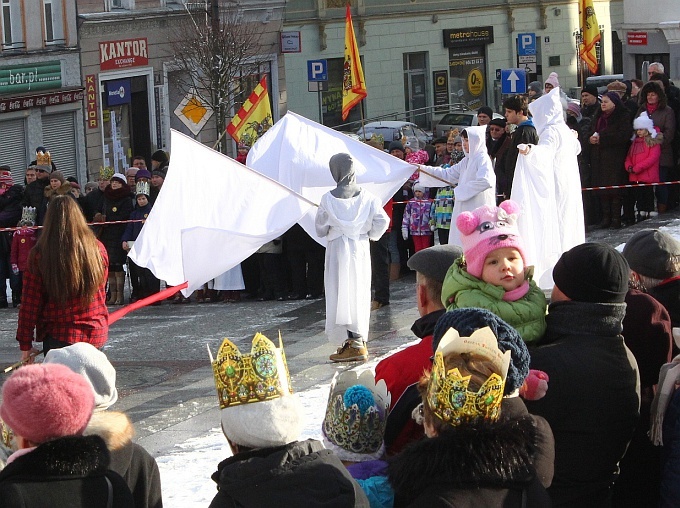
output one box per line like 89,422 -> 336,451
511,88 -> 585,289
416,125 -> 496,246
315,190 -> 389,344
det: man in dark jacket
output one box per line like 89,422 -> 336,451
623,228 -> 680,341
376,243 -> 461,454
526,243 -> 640,508
502,95 -> 538,201
209,333 -> 369,508
21,164 -> 50,224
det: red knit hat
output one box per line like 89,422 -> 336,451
456,200 -> 526,278
0,363 -> 94,444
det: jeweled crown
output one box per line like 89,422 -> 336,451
99,166 -> 114,181
209,332 -> 293,410
19,206 -> 37,227
322,370 -> 390,454
135,181 -> 150,197
427,326 -> 511,426
35,150 -> 51,167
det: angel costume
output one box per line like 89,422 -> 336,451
315,156 -> 389,347
511,87 -> 585,289
417,125 -> 496,246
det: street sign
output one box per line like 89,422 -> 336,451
501,68 -> 526,94
307,59 -> 328,82
518,33 -> 536,56
308,81 -> 328,92
524,62 -> 537,74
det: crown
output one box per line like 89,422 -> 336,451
135,181 -> 150,197
99,166 -> 114,181
19,206 -> 37,227
426,326 -> 511,426
35,150 -> 51,167
209,332 -> 293,410
322,370 -> 390,455
447,128 -> 460,141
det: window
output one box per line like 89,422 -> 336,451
44,0 -> 64,45
1,0 -> 24,49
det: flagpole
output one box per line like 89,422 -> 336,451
417,166 -> 456,186
213,128 -> 227,151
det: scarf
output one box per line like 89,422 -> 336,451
646,102 -> 659,115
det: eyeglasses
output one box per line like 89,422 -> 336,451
489,126 -> 504,132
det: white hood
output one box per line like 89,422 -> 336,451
528,88 -> 564,137
462,125 -> 488,158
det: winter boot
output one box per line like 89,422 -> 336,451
329,332 -> 368,362
106,276 -> 117,305
610,198 -> 622,229
598,198 -> 612,228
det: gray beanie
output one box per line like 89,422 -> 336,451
44,343 -> 118,411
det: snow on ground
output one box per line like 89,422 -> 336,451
156,341 -> 418,507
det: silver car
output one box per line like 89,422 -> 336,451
356,121 -> 432,150
434,111 -> 505,138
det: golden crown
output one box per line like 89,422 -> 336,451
447,128 -> 460,141
35,150 -> 51,167
322,370 -> 391,454
99,166 -> 114,181
209,332 -> 293,410
427,326 -> 511,426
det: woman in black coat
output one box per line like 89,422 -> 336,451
589,91 -> 633,228
97,173 -> 133,305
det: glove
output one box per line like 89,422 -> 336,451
519,369 -> 549,400
430,223 -> 436,232
402,228 -> 408,241
11,264 -> 19,275
93,213 -> 105,223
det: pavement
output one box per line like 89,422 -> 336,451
0,208 -> 679,457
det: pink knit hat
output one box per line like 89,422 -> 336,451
544,72 -> 560,89
456,200 -> 526,278
0,363 -> 95,444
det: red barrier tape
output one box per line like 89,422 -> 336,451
0,219 -> 145,233
108,282 -> 189,325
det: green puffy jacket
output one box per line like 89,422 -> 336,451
441,257 -> 547,343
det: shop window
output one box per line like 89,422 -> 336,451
44,0 -> 65,45
1,0 -> 24,49
325,0 -> 355,7
107,0 -> 134,10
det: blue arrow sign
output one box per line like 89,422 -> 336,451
501,68 -> 527,94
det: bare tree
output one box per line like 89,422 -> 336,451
170,2 -> 270,153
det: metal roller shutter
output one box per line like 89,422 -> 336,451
42,112 -> 77,181
0,118 -> 27,185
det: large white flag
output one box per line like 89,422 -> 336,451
247,112 -> 416,245
129,130 -> 314,294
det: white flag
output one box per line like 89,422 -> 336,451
129,130 -> 314,294
247,112 -> 416,245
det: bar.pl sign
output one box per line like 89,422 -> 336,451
99,38 -> 149,71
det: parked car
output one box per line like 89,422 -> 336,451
585,74 -> 625,96
356,121 -> 432,150
434,110 -> 504,138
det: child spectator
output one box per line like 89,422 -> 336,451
416,126 -> 496,246
448,133 -> 465,164
122,182 -> 159,302
10,207 -> 38,307
624,111 -> 662,222
0,363 -> 133,506
322,371 -> 392,508
429,185 -> 455,245
441,200 -> 547,343
402,182 -> 433,253
235,143 -> 249,165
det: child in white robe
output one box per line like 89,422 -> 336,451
315,153 -> 389,362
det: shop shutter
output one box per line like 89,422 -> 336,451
42,112 -> 77,181
0,117 -> 27,185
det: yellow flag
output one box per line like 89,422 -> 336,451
579,0 -> 601,74
227,77 -> 273,146
342,5 -> 367,121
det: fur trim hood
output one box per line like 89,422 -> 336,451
104,184 -> 133,201
44,181 -> 72,199
84,411 -> 135,452
643,130 -> 664,147
388,416 -> 538,503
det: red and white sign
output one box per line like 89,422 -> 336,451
85,75 -> 98,129
99,38 -> 149,71
627,32 -> 648,46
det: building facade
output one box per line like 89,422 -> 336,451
283,0 -> 623,131
78,0 -> 286,180
617,0 -> 680,80
0,0 -> 85,183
